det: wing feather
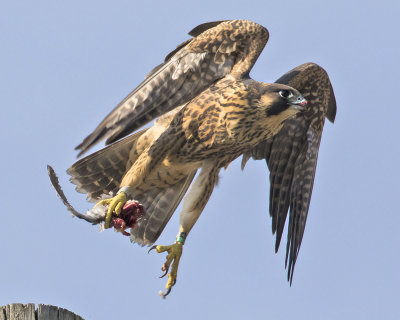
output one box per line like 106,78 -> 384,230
68,129 -> 148,200
188,21 -> 226,37
247,63 -> 336,283
76,20 -> 269,156
130,170 -> 197,245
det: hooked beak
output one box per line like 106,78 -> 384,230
291,96 -> 308,111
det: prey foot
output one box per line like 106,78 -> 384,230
148,242 -> 183,298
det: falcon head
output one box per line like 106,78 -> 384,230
250,83 -> 308,137
261,83 -> 307,117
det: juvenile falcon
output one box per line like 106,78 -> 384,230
67,20 -> 336,296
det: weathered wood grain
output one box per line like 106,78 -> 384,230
0,304 -> 83,320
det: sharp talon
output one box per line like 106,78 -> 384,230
160,263 -> 169,278
164,287 -> 172,297
148,245 -> 157,254
154,242 -> 182,297
158,287 -> 172,299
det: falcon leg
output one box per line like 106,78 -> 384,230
149,161 -> 220,298
148,240 -> 184,298
93,129 -> 180,229
95,190 -> 128,228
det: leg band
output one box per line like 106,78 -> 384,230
176,232 -> 187,245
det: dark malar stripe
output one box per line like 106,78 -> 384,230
266,103 -> 290,116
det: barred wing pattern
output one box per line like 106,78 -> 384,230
68,125 -> 197,246
130,171 -> 197,245
76,20 -> 269,156
70,20 -> 337,284
249,63 -> 336,283
68,129 -> 148,201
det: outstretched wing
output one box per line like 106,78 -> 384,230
248,63 -> 336,283
76,20 -> 269,156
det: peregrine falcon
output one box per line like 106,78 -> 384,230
65,20 -> 336,296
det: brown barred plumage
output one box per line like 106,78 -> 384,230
75,20 -> 269,157
67,20 -> 336,285
246,63 -> 336,283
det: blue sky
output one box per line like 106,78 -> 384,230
1,1 -> 400,319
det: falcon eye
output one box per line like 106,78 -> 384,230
279,90 -> 293,99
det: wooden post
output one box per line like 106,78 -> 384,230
0,304 -> 84,320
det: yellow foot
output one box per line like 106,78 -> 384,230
94,192 -> 127,229
148,242 -> 183,298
